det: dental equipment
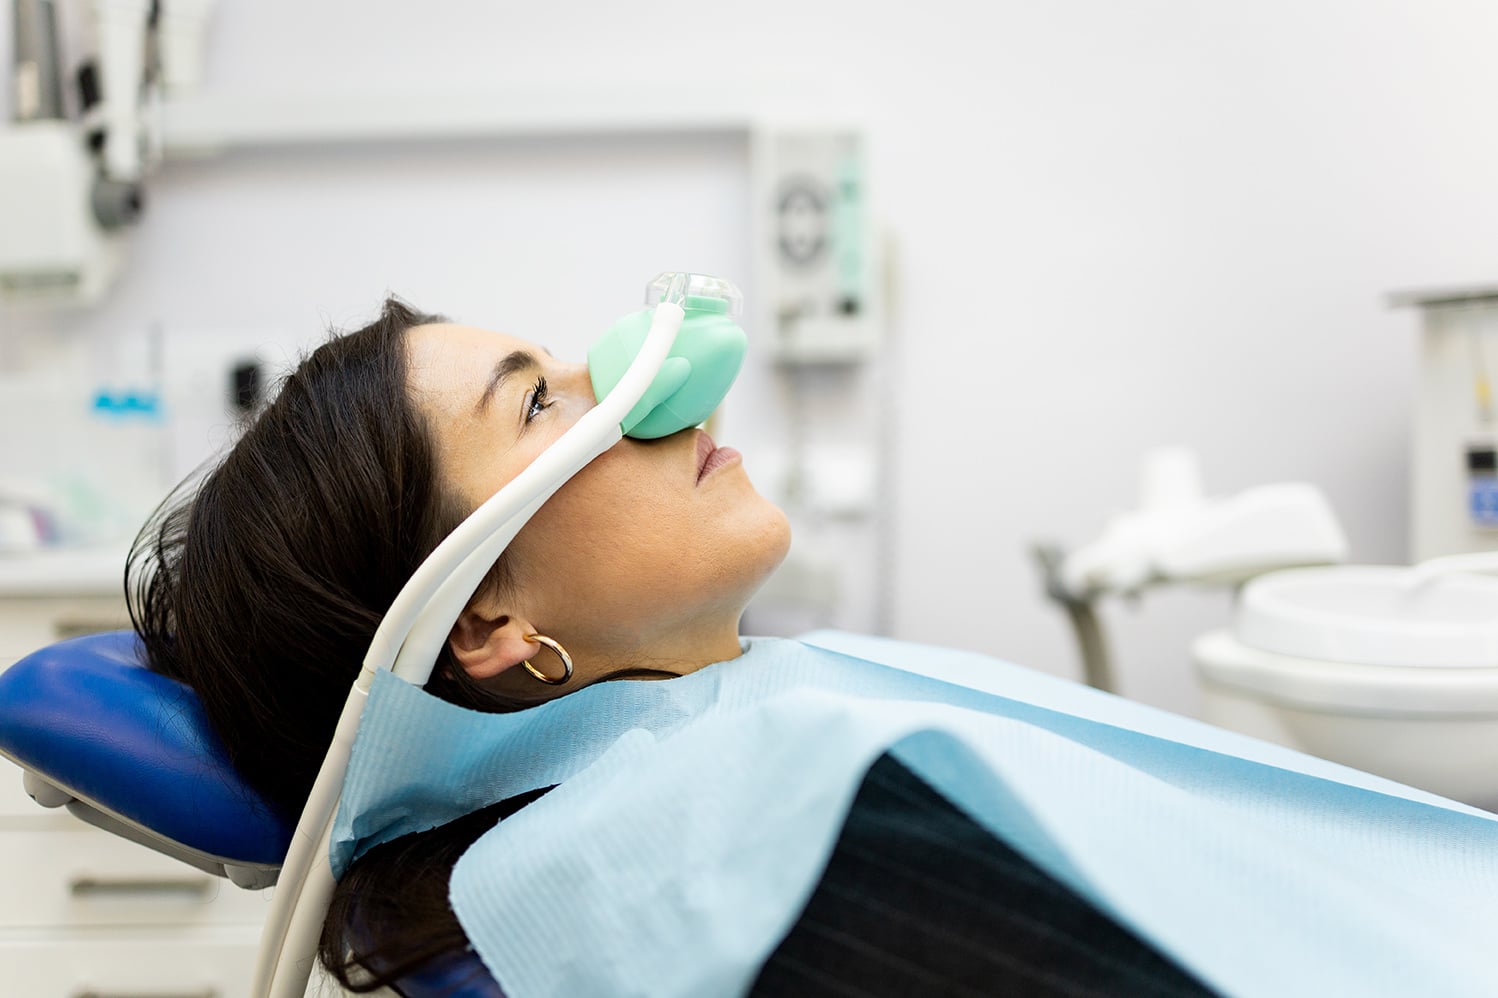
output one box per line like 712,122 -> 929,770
252,271 -> 745,997
1,0 -> 162,302
1392,287 -> 1498,561
1035,448 -> 1347,692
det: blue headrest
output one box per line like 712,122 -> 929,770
0,631 -> 507,996
0,630 -> 290,865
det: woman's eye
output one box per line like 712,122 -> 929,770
524,376 -> 553,424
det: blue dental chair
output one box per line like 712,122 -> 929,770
0,630 -> 501,998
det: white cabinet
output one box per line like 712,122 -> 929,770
3,933 -> 266,997
0,594 -> 132,670
0,590 -> 267,996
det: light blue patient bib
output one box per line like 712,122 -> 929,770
332,633 -> 1498,998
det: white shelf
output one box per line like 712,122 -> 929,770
1389,285 -> 1498,309
0,544 -> 130,597
161,91 -> 757,154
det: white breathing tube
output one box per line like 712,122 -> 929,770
252,278 -> 690,998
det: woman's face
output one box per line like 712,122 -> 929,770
405,322 -> 790,694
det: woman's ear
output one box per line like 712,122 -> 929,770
448,608 -> 542,680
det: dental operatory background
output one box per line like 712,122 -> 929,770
5,0 -> 1498,725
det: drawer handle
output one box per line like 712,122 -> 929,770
53,619 -> 127,641
73,991 -> 219,998
69,875 -> 216,900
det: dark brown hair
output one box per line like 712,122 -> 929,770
127,297 -> 517,988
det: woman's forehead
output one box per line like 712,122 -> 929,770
405,323 -> 541,414
409,323 -> 536,378
409,322 -> 535,361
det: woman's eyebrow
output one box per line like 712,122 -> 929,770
475,350 -> 541,414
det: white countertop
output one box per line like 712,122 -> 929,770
0,544 -> 132,597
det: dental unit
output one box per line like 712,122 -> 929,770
1041,447 -> 1498,811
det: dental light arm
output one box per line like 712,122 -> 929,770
252,273 -> 746,998
1036,448 -> 1347,695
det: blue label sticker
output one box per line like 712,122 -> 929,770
92,390 -> 161,418
1470,476 -> 1498,527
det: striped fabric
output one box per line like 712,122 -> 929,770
750,754 -> 1217,998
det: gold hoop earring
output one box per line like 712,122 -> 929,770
522,634 -> 573,686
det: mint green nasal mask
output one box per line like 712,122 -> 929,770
588,277 -> 748,439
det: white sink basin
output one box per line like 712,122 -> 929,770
1235,565 -> 1498,668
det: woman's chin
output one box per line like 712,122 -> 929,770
750,505 -> 794,585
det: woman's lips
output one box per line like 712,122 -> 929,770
695,430 -> 741,484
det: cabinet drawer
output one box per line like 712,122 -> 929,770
0,929 -> 260,998
0,596 -> 129,669
0,825 -> 272,929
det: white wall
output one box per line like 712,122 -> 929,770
6,0 -> 1498,717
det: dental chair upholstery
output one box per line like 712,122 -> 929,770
0,630 -> 500,998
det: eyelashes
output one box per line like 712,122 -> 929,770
524,376 -> 553,424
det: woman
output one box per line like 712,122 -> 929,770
129,298 -> 1436,996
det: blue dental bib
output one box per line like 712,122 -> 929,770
332,633 -> 1498,998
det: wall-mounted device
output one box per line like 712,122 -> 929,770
746,127 -> 892,636
1,0 -> 218,305
1391,286 -> 1498,559
751,129 -> 875,364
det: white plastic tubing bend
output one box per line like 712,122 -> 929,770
252,289 -> 689,998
